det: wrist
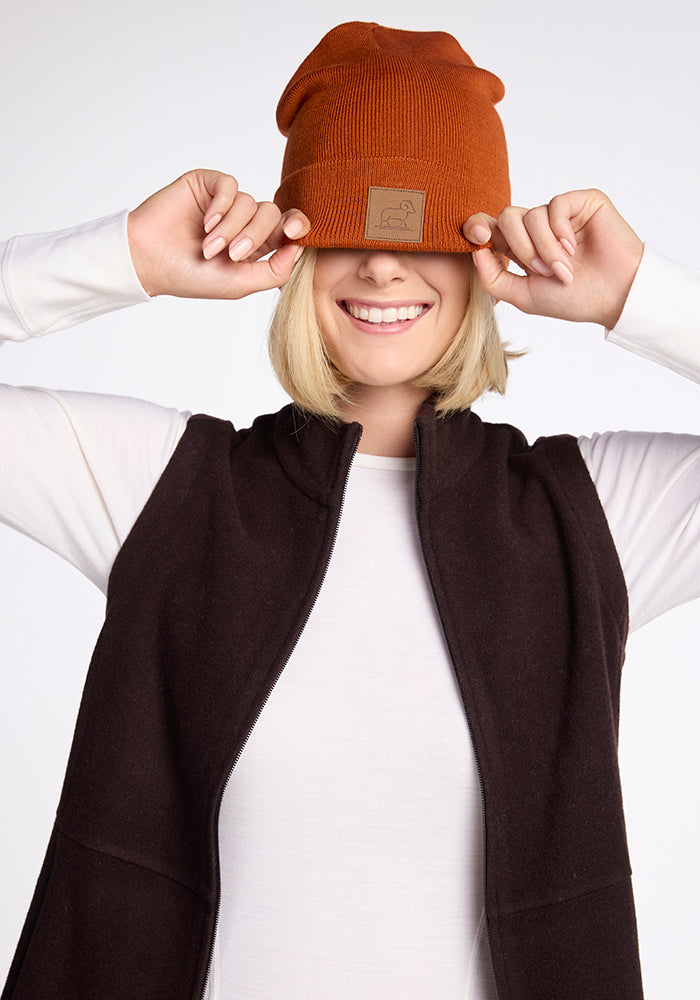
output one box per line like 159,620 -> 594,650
126,210 -> 158,297
602,236 -> 644,330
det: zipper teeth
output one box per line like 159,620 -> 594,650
412,425 -> 501,1000
200,429 -> 362,1000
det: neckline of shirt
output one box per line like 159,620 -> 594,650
353,453 -> 416,471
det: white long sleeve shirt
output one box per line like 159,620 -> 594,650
1,213 -> 699,999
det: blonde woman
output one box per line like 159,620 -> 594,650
2,22 -> 699,1000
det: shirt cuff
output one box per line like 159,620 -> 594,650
0,210 -> 150,342
606,245 -> 700,384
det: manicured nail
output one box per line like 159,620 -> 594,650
560,238 -> 576,256
284,217 -> 304,238
551,260 -> 574,284
229,237 -> 253,261
292,246 -> 303,264
204,213 -> 222,234
470,224 -> 491,244
202,236 -> 225,260
530,257 -> 552,277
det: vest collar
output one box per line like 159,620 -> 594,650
271,401 -> 485,505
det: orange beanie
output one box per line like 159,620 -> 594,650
275,21 -> 510,254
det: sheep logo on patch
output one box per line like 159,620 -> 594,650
379,199 -> 416,231
365,186 -> 426,244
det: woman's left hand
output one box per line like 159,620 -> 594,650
463,189 -> 644,329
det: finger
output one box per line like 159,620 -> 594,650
494,206 -> 572,283
181,170 -> 240,233
493,205 -> 552,273
202,173 -> 240,233
201,190 -> 260,259
462,213 -> 496,246
463,212 -> 531,275
521,206 -> 574,284
268,242 -> 306,284
546,193 -> 579,256
227,243 -> 304,296
247,209 -> 312,262
472,247 -> 538,311
226,200 -> 284,262
281,209 -> 311,241
472,246 -> 506,294
464,208 -> 532,275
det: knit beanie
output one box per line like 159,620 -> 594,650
275,21 -> 510,253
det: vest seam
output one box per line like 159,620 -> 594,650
272,409 -> 360,508
56,827 -> 209,901
499,871 -> 633,918
273,458 -> 331,506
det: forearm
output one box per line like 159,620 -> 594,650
0,211 -> 149,343
606,246 -> 700,382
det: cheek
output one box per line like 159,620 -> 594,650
427,257 -> 472,314
313,300 -> 339,361
311,300 -> 347,373
441,290 -> 471,344
312,277 -> 341,343
312,251 -> 353,312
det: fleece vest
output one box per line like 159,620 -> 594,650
3,403 -> 643,1000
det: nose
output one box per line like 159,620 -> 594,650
356,250 -> 408,286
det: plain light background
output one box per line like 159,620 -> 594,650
0,0 -> 698,994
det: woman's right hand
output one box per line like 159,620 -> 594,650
127,169 -> 310,299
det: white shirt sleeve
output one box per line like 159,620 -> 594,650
0,211 -> 149,340
579,246 -> 700,633
605,246 -> 700,383
0,386 -> 188,593
0,212 -> 187,593
579,429 -> 700,632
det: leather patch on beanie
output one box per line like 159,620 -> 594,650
365,187 -> 425,243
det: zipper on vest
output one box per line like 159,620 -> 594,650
199,427 -> 362,1000
412,422 -> 502,1000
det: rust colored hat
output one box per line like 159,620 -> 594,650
275,21 -> 510,253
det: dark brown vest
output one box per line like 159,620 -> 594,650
3,403 -> 643,1000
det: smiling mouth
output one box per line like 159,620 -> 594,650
341,300 -> 430,325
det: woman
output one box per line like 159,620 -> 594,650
1,21 -> 698,1000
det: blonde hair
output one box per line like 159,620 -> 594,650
268,248 -> 517,420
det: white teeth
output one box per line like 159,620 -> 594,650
346,302 -> 425,324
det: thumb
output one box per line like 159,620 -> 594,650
472,247 -> 533,312
266,243 -> 305,287
472,247 -> 509,297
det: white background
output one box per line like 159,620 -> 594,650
0,0 -> 698,995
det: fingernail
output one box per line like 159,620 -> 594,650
204,213 -> 222,234
229,237 -> 253,262
284,218 -> 304,239
560,238 -> 576,257
202,236 -> 225,260
292,246 -> 303,264
551,260 -> 574,284
470,224 -> 491,244
530,257 -> 552,277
